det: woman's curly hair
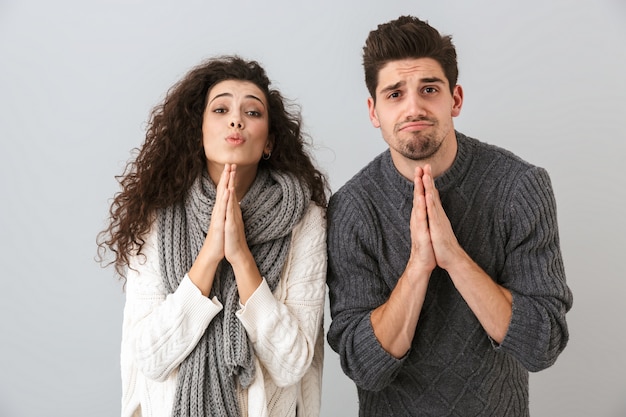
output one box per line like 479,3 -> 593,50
97,55 -> 329,279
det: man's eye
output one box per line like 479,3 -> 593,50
389,91 -> 400,99
423,87 -> 438,94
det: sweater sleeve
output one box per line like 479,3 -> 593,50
497,167 -> 573,371
121,227 -> 223,382
326,191 -> 406,392
236,203 -> 327,388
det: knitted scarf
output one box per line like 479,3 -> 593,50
157,167 -> 309,417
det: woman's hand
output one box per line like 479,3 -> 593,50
205,164 -> 233,261
188,164 -> 262,301
223,165 -> 252,265
188,164 -> 233,296
223,165 -> 262,303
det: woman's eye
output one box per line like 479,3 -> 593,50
213,108 -> 227,113
246,110 -> 262,117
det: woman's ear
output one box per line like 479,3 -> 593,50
265,134 -> 275,153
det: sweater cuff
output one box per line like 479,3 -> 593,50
235,278 -> 276,342
348,311 -> 407,391
498,291 -> 539,354
177,274 -> 223,321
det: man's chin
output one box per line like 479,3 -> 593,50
402,145 -> 440,161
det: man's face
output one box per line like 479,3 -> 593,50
368,58 -> 463,164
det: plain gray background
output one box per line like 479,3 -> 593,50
1,0 -> 625,416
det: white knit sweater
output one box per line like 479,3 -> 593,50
120,202 -> 326,417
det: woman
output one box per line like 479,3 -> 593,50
97,55 -> 329,417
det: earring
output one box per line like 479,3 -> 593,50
262,151 -> 272,160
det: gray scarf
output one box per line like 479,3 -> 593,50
157,167 -> 309,417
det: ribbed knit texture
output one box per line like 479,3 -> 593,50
120,202 -> 326,417
158,167 -> 309,417
326,132 -> 573,417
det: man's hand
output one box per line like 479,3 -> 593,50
421,164 -> 464,270
421,164 -> 513,343
407,166 -> 437,274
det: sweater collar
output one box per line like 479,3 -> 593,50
435,131 -> 473,192
381,149 -> 414,197
381,131 -> 473,195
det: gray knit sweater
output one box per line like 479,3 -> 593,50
326,132 -> 573,417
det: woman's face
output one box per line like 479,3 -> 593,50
202,79 -> 271,176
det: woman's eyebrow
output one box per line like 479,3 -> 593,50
209,92 -> 266,108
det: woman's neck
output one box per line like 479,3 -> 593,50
207,163 -> 258,201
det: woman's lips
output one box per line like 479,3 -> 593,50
225,134 -> 245,145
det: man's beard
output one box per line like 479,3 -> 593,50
392,117 -> 444,161
398,132 -> 443,161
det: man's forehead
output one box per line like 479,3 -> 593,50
377,58 -> 448,93
379,58 -> 446,78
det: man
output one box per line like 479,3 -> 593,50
326,15 -> 573,416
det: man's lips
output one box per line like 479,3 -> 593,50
399,121 -> 433,131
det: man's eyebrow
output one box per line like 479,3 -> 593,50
379,81 -> 405,95
421,77 -> 446,84
379,77 -> 446,95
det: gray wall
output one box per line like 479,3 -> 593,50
1,0 -> 624,415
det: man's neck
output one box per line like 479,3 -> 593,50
390,132 -> 458,180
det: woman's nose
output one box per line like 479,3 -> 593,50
230,120 -> 243,129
